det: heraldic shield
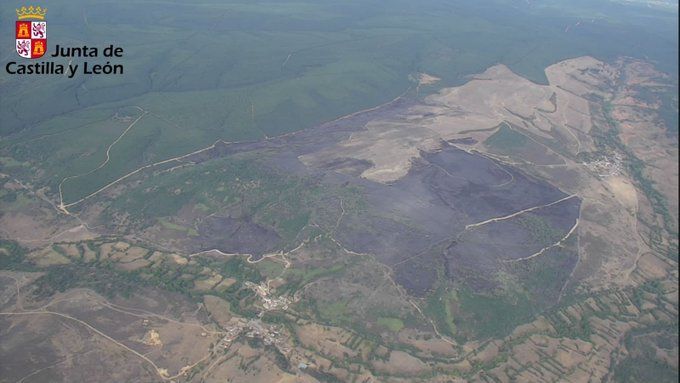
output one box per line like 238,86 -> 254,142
15,6 -> 47,59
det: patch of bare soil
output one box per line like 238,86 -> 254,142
300,56 -> 611,183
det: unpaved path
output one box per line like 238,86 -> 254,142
58,108 -> 147,208
0,310 -> 169,380
503,218 -> 579,263
59,87 -> 411,212
464,194 -> 578,230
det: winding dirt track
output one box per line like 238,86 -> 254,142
0,277 -> 222,382
503,218 -> 579,263
0,310 -> 169,379
58,87 -> 412,212
58,107 -> 147,208
464,193 -> 578,230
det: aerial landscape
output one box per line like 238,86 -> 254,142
0,0 -> 678,382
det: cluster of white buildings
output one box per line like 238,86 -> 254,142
583,152 -> 624,177
244,281 -> 292,313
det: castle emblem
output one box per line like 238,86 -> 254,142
15,6 -> 47,59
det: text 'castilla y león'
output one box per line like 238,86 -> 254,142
6,44 -> 125,78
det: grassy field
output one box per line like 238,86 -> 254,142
612,325 -> 679,383
455,287 -> 534,340
377,317 -> 405,332
1,0 -> 677,204
424,285 -> 457,337
94,152 -> 364,250
484,125 -> 528,151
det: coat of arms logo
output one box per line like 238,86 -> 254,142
15,6 -> 47,59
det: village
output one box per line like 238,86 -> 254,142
203,280 -> 294,354
582,152 -> 624,177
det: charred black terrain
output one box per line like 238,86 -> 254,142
75,97 -> 581,304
